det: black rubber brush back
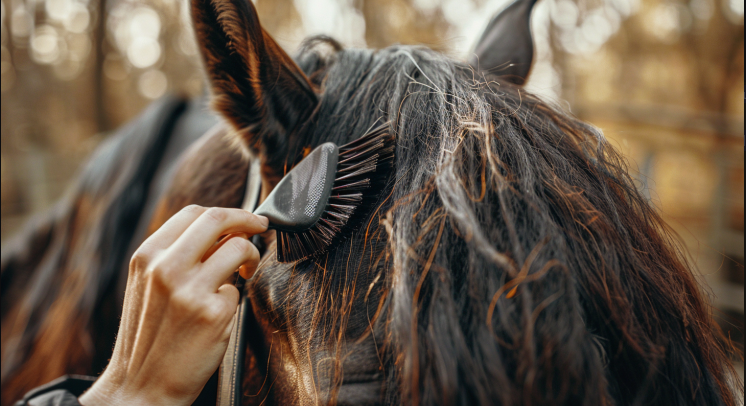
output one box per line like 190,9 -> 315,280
254,143 -> 339,232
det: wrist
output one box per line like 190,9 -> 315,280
78,379 -> 134,406
78,376 -> 184,406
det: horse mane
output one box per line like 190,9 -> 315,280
285,37 -> 741,405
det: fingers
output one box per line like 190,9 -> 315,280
171,208 -> 269,265
139,205 -> 208,253
200,235 -> 260,289
238,264 -> 254,280
217,283 -> 240,309
215,284 -> 240,339
201,232 -> 248,263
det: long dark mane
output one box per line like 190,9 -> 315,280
275,37 -> 741,405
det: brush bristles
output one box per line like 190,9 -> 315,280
276,124 -> 394,262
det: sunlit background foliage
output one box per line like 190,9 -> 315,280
0,0 -> 743,385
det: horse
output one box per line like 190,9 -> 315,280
1,0 -> 741,404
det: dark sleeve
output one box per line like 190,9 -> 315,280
13,375 -> 96,406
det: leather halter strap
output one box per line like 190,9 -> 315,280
217,159 -> 262,406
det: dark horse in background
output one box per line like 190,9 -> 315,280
1,0 -> 741,404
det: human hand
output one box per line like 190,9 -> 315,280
78,205 -> 268,406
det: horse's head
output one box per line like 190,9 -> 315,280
184,0 -> 737,405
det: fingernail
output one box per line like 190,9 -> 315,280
256,215 -> 269,228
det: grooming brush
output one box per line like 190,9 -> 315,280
253,123 -> 394,262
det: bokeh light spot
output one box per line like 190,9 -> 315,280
729,0 -> 743,16
609,0 -> 640,17
646,4 -> 681,43
46,0 -> 73,22
31,25 -> 62,64
11,7 -> 33,38
138,69 -> 167,99
127,37 -> 161,68
581,13 -> 613,46
129,7 -> 160,40
64,4 -> 91,33
177,30 -> 197,56
552,0 -> 579,28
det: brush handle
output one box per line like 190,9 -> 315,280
253,143 -> 339,232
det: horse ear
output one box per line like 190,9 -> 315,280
467,0 -> 538,86
191,0 -> 317,174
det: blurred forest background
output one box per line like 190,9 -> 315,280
0,0 -> 743,384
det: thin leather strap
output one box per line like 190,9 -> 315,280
241,160 -> 263,214
217,159 -> 262,406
